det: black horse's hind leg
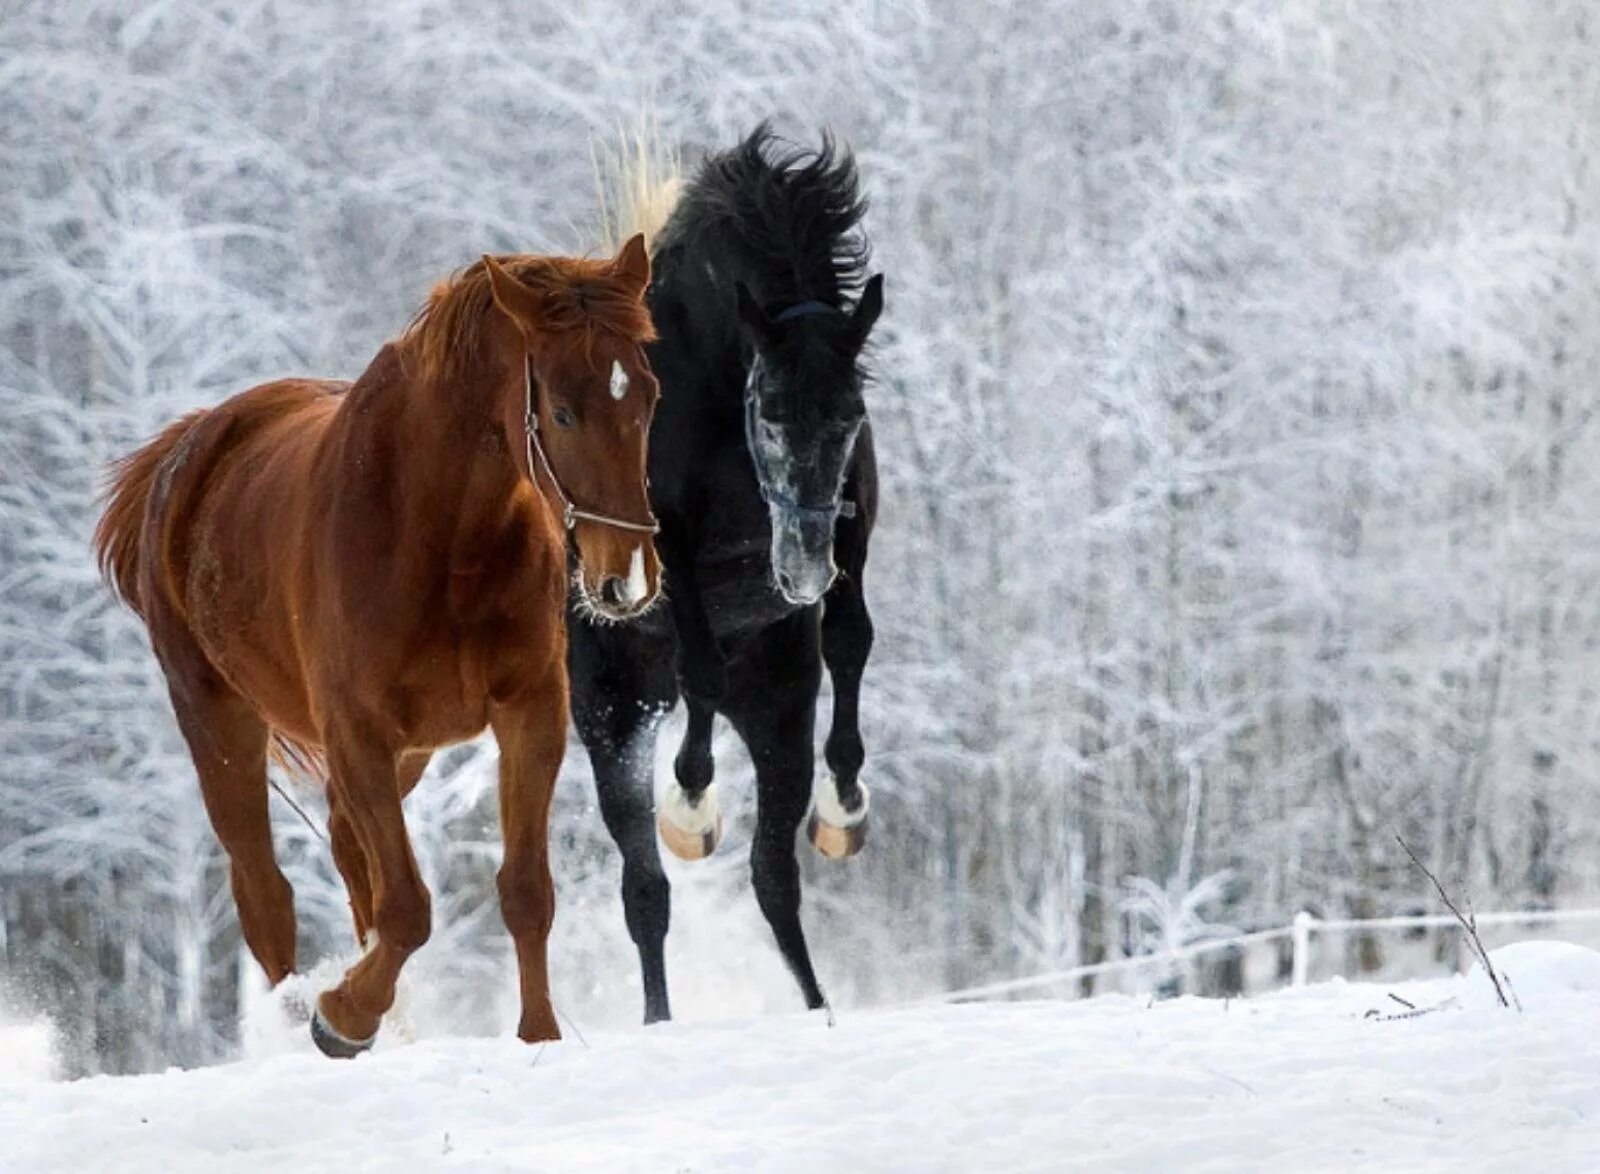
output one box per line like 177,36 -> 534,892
568,614 -> 678,1024
728,626 -> 828,1010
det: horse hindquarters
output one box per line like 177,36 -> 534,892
567,610 -> 679,1023
95,410 -> 299,987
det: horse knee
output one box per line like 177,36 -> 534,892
497,867 -> 555,940
373,884 -> 432,954
621,859 -> 669,943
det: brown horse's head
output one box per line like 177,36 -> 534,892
479,237 -> 662,621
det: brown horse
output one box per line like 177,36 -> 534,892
93,237 -> 662,1056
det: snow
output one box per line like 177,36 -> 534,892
4,944 -> 1599,1172
1466,940 -> 1600,1006
0,1012 -> 55,1087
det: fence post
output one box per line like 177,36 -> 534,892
1292,912 -> 1315,987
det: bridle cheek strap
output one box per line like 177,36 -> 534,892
523,353 -> 660,536
745,297 -> 860,522
743,359 -> 858,524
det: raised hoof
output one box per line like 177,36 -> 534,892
808,776 -> 870,860
657,782 -> 722,861
808,808 -> 869,859
310,1006 -> 376,1060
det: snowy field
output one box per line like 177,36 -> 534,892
3,942 -> 1599,1173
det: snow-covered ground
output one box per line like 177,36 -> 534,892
0,1009 -> 55,1089
4,942 -> 1599,1172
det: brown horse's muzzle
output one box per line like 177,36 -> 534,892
574,528 -> 661,621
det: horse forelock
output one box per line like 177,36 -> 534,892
401,255 -> 656,385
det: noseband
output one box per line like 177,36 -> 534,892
523,353 -> 660,535
743,299 -> 858,523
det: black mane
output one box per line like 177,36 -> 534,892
657,123 -> 870,310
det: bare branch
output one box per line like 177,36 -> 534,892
1396,835 -> 1514,1010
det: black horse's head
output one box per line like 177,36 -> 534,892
736,275 -> 883,605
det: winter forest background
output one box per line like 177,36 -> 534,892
4,0 -> 1600,1076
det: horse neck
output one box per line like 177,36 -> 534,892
654,253 -> 763,420
338,346 -> 531,547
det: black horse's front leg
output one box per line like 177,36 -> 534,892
812,472 -> 874,858
568,612 -> 678,1024
655,515 -> 726,859
729,640 -> 828,1011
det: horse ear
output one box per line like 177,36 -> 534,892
482,255 -> 542,335
852,273 -> 884,339
735,281 -> 779,347
612,232 -> 651,294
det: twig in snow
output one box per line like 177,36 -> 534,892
1502,971 -> 1523,1014
1395,835 -> 1514,1010
1387,993 -> 1415,1010
556,1005 -> 589,1049
1365,995 -> 1460,1022
1197,1063 -> 1256,1095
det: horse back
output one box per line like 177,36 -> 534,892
122,379 -> 346,729
145,379 -> 345,615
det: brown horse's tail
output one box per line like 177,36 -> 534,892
95,409 -> 331,789
92,411 -> 206,616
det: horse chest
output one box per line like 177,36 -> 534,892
691,534 -> 796,642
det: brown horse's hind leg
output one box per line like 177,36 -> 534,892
160,651 -> 297,985
312,721 -> 431,1054
327,752 -> 428,947
491,679 -> 568,1043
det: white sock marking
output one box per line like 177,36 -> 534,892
813,773 -> 870,828
660,781 -> 720,833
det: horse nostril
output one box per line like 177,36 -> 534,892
775,569 -> 797,597
601,577 -> 627,609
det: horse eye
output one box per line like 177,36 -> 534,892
552,406 -> 575,429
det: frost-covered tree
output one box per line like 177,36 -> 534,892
4,0 -> 1600,1073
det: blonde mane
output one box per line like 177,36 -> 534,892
593,114 -> 684,254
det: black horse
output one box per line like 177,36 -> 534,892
567,125 -> 883,1022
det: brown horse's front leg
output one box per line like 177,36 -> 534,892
491,676 -> 568,1043
312,720 -> 432,1057
327,753 -> 429,948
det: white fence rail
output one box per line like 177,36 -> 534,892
935,906 -> 1600,1005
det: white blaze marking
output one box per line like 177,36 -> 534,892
610,360 -> 628,401
625,544 -> 647,604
